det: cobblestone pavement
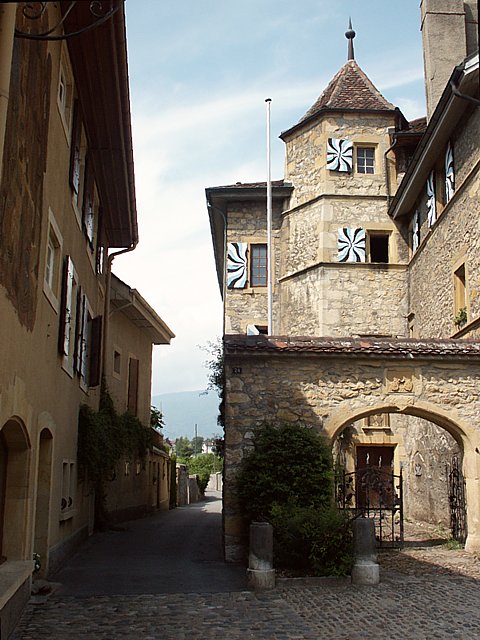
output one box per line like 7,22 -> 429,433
13,547 -> 480,639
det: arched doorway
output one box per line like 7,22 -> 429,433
328,403 -> 473,549
0,418 -> 31,560
34,428 -> 53,577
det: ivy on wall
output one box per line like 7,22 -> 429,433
77,381 -> 152,529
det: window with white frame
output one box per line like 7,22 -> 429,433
356,147 -> 375,174
57,52 -> 74,138
44,212 -> 63,310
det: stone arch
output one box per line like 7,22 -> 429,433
1,417 -> 31,560
325,400 -> 480,553
325,400 -> 477,446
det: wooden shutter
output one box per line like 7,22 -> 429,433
73,287 -> 83,374
338,228 -> 366,262
75,293 -> 89,382
82,155 -> 95,245
58,256 -> 74,357
412,209 -> 420,253
127,358 -> 139,415
88,316 -> 102,387
69,100 -> 82,194
327,138 -> 353,173
227,242 -> 248,289
426,171 -> 436,227
445,142 -> 455,203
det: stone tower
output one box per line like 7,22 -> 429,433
421,0 -> 478,120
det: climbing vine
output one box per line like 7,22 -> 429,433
77,381 -> 152,529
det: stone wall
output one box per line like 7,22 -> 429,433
225,200 -> 284,334
283,113 -> 397,208
401,416 -> 460,527
222,350 -> 480,560
409,108 -> 480,338
280,263 -> 408,337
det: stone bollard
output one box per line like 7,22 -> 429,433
351,517 -> 380,585
247,521 -> 276,590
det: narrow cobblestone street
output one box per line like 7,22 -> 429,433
13,494 -> 480,639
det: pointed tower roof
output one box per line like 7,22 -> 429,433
280,24 -> 397,140
303,60 -> 395,116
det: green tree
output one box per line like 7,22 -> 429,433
150,405 -> 164,432
192,436 -> 204,455
175,436 -> 193,460
188,453 -> 222,494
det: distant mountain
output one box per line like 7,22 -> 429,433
151,389 -> 222,441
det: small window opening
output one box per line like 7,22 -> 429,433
454,264 -> 467,327
369,234 -> 389,263
113,350 -> 121,375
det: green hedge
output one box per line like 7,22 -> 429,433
236,422 -> 352,575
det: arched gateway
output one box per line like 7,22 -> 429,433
223,335 -> 480,562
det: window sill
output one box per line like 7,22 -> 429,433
43,284 -> 59,314
451,315 -> 479,338
59,508 -> 75,522
236,286 -> 267,294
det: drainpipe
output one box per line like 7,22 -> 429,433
102,244 -> 137,383
0,4 -> 16,182
450,79 -> 480,107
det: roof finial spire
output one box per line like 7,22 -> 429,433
345,17 -> 356,61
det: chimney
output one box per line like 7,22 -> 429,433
464,0 -> 479,56
421,0 -> 467,120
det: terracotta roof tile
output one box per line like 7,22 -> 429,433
224,335 -> 480,361
299,60 -> 395,123
407,117 -> 427,133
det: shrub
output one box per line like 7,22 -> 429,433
236,422 -> 334,522
236,422 -> 353,575
270,501 -> 353,576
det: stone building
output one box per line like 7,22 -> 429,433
207,0 -> 480,562
0,3 -> 173,636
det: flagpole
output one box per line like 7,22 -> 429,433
265,98 -> 273,335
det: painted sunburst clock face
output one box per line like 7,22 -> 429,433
338,227 -> 366,262
327,138 -> 353,173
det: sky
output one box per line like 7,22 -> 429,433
116,0 -> 427,396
